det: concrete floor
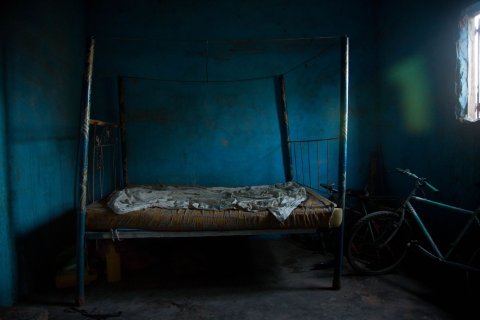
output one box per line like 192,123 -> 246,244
18,236 -> 477,319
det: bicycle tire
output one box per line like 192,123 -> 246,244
346,210 -> 411,275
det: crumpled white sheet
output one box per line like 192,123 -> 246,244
107,182 -> 307,221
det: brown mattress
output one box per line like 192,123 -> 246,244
86,190 -> 342,232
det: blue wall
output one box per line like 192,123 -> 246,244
0,8 -> 15,306
1,0 -> 85,304
90,0 -> 379,189
378,0 -> 480,240
118,40 -> 342,187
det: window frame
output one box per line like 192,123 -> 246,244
466,13 -> 480,121
457,3 -> 480,122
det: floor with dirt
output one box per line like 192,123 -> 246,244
10,235 -> 477,319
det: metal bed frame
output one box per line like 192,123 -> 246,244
75,36 -> 349,305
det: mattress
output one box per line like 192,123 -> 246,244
107,182 -> 309,221
86,187 -> 342,232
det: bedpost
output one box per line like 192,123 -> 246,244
76,37 -> 95,306
118,76 -> 128,187
277,75 -> 294,182
333,36 -> 349,290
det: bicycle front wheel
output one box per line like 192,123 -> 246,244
346,210 -> 410,275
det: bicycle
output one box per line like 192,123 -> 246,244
319,183 -> 399,236
298,184 -> 375,268
346,168 -> 480,281
319,183 -> 370,230
307,183 -> 392,258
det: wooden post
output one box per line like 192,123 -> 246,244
333,35 -> 349,290
76,37 -> 95,306
117,76 -> 128,187
277,75 -> 293,182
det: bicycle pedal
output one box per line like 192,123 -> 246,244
407,240 -> 418,248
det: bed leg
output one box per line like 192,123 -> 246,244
76,36 -> 95,306
75,206 -> 86,306
75,241 -> 86,306
333,264 -> 341,290
76,295 -> 85,307
332,228 -> 343,290
333,35 -> 349,291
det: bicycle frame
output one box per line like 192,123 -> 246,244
402,183 -> 480,269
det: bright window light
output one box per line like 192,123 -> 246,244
467,13 -> 480,121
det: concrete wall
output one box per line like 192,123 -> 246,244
1,0 -> 85,303
378,0 -> 480,240
89,0 -> 379,190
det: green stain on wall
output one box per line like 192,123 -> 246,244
388,55 -> 432,134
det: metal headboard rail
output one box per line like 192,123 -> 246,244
288,137 -> 339,191
88,120 -> 121,203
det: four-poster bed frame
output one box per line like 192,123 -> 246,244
75,36 -> 349,305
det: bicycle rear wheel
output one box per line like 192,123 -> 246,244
346,210 -> 410,275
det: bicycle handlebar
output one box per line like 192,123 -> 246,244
423,181 -> 439,193
395,168 -> 439,192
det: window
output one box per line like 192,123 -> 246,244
457,4 -> 480,122
467,13 -> 480,121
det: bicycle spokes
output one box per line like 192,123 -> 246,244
347,211 -> 410,275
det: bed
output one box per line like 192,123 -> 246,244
86,186 -> 342,233
75,36 -> 349,305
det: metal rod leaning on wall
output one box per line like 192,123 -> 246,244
76,37 -> 95,306
333,35 -> 349,290
278,75 -> 294,182
117,76 -> 128,187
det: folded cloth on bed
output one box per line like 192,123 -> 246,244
107,182 -> 307,221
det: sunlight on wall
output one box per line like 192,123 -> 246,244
387,55 -> 432,134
